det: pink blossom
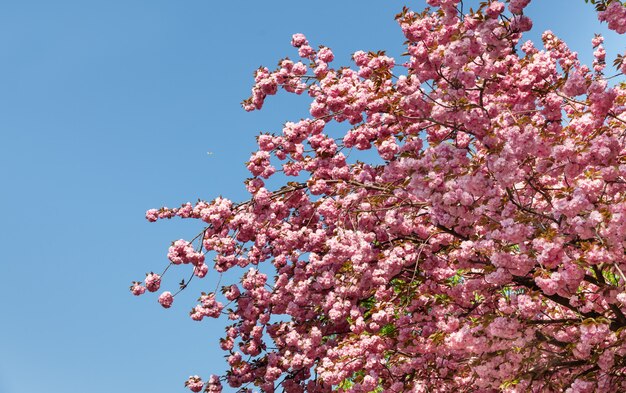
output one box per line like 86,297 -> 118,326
130,282 -> 146,296
193,263 -> 208,278
509,0 -> 531,14
158,291 -> 174,308
317,47 -> 334,63
206,375 -> 222,392
486,1 -> 505,18
144,273 -> 161,292
290,33 -> 308,48
145,208 -> 159,222
185,375 -> 203,393
597,1 -> 626,34
168,239 -> 205,265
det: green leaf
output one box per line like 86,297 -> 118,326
380,323 -> 396,337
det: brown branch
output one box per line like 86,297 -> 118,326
435,224 -> 469,241
527,318 -> 581,325
512,276 -> 609,323
505,187 -> 560,224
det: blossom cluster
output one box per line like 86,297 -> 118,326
133,0 -> 626,391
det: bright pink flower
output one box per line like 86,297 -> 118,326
317,47 -> 334,63
185,375 -> 203,393
130,282 -> 146,296
144,273 -> 161,292
145,208 -> 159,222
509,0 -> 531,14
597,1 -> 626,34
290,33 -> 308,48
193,263 -> 208,278
168,239 -> 204,265
486,1 -> 505,18
158,291 -> 173,308
206,375 -> 222,392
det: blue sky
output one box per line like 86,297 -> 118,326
0,1 -> 622,392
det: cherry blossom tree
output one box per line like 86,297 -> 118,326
131,0 -> 626,391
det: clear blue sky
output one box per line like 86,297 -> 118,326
0,1 -> 621,392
